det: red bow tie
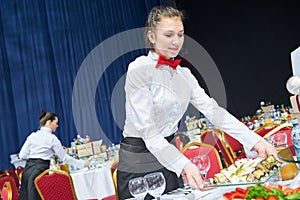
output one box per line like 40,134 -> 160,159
156,56 -> 181,70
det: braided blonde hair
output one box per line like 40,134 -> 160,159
145,6 -> 185,51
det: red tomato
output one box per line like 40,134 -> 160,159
235,187 -> 247,194
230,192 -> 246,200
294,187 -> 300,193
223,191 -> 235,199
267,196 -> 278,200
254,198 -> 264,200
284,188 -> 294,196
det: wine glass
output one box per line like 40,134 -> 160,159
190,155 -> 211,180
144,172 -> 166,200
128,177 -> 148,199
198,154 -> 210,180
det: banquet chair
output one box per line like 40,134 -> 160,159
255,122 -> 281,137
171,132 -> 191,151
15,166 -> 24,182
200,128 -> 234,167
4,169 -> 20,189
35,169 -> 77,200
256,122 -> 293,146
180,142 -> 223,179
222,132 -> 246,160
0,175 -> 19,200
0,181 -> 12,200
110,159 -> 118,177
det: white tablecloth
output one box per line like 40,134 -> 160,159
71,167 -> 115,200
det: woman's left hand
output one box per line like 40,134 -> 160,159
253,138 -> 278,158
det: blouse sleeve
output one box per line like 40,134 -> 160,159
19,135 -> 32,160
185,69 -> 262,149
52,136 -> 85,169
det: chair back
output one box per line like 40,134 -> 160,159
222,132 -> 243,158
171,132 -> 191,151
255,122 -> 280,137
0,175 -> 19,200
4,169 -> 20,188
180,142 -> 223,179
200,128 -> 234,167
15,166 -> 24,182
34,169 -> 77,200
256,123 -> 293,147
1,181 -> 12,200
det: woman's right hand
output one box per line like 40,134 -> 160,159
183,162 -> 204,190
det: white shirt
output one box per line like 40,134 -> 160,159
123,51 -> 262,176
19,127 -> 85,169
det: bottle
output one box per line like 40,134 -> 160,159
86,135 -> 91,143
291,118 -> 300,160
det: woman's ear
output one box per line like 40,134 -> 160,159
147,31 -> 155,44
45,120 -> 51,127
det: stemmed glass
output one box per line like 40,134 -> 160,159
128,177 -> 148,199
198,154 -> 210,180
144,172 -> 166,200
190,155 -> 211,180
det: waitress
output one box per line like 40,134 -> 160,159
117,5 -> 277,200
19,110 -> 89,200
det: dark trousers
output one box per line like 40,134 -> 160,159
19,158 -> 50,200
117,135 -> 183,200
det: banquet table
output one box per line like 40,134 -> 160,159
70,166 -> 115,200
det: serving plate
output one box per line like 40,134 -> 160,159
203,167 -> 281,188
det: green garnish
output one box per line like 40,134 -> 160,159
230,164 -> 244,178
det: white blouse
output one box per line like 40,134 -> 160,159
19,127 -> 85,169
123,51 -> 262,176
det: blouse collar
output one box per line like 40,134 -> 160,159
40,127 -> 52,134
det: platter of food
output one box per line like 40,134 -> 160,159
221,183 -> 300,200
204,155 -> 283,188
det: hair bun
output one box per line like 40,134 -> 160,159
39,110 -> 46,120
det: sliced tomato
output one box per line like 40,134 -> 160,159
294,187 -> 300,193
277,184 -> 283,191
284,188 -> 294,196
235,187 -> 247,194
230,192 -> 246,200
254,198 -> 264,200
223,191 -> 235,199
267,196 -> 278,200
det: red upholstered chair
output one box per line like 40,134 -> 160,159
172,132 -> 191,151
4,169 -> 20,189
256,122 -> 293,147
101,194 -> 116,200
34,169 -> 77,200
0,175 -> 19,200
255,122 -> 281,137
1,182 -> 11,200
222,132 -> 246,161
15,166 -> 24,183
200,128 -> 234,167
180,142 -> 223,179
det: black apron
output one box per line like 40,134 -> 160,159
117,134 -> 183,200
19,158 -> 50,200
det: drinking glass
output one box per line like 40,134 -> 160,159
197,155 -> 211,180
128,177 -> 148,199
272,132 -> 288,149
144,172 -> 166,200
